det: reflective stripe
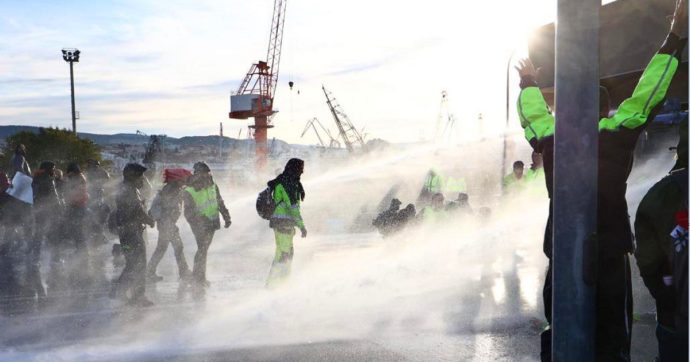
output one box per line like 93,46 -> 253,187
599,53 -> 679,131
517,87 -> 555,141
271,183 -> 304,228
185,186 -> 219,219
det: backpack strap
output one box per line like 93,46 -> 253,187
670,169 -> 689,208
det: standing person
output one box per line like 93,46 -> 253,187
417,169 -> 444,207
514,2 -> 686,359
84,159 -> 111,245
29,161 -> 61,299
147,168 -> 192,282
112,163 -> 155,306
634,119 -> 688,361
9,144 -> 31,179
63,162 -> 89,255
0,167 -> 30,298
266,158 -> 307,287
183,162 -> 231,287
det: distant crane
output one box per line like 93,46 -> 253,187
228,0 -> 288,169
300,117 -> 341,148
322,85 -> 365,152
435,90 -> 458,143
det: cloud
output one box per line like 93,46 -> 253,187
0,0 -> 554,144
0,77 -> 60,85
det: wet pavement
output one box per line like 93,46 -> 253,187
0,223 -> 660,361
0,155 -> 669,361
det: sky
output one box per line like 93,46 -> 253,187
0,0 -> 559,145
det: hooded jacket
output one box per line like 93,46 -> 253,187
32,165 -> 61,210
183,174 -> 230,231
268,158 -> 305,230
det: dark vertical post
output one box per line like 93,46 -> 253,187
552,0 -> 599,360
69,61 -> 76,134
502,50 -> 515,194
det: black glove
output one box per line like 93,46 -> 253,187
300,227 -> 307,238
224,219 -> 232,229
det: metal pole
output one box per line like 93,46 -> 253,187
69,61 -> 77,134
502,50 -> 516,194
552,0 -> 599,360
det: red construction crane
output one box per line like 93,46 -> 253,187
229,0 -> 287,169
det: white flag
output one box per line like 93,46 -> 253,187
6,172 -> 33,205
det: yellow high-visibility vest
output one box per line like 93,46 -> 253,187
185,185 -> 219,219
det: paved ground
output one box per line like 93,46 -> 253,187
0,154 -> 671,361
0,223 -> 660,361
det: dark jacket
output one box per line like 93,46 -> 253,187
32,172 -> 61,211
519,34 -> 686,258
635,169 -> 687,327
183,175 -> 230,231
9,153 -> 30,179
157,182 -> 184,223
64,173 -> 89,208
85,166 -> 110,203
116,182 -> 154,233
373,207 -> 400,236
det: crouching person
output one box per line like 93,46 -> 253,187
183,162 -> 231,288
111,163 -> 155,307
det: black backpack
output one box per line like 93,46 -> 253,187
256,187 -> 275,220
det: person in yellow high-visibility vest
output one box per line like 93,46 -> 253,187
515,2 -> 686,357
502,161 -> 526,194
266,158 -> 307,287
183,162 -> 231,288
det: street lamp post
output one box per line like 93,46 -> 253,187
62,48 -> 80,134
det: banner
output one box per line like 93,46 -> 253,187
6,172 -> 33,204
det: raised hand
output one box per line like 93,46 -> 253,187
515,58 -> 538,79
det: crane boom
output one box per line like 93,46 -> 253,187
229,0 -> 288,169
301,118 -> 326,147
322,85 -> 365,153
266,0 -> 287,100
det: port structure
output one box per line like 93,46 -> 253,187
300,117 -> 341,149
322,85 -> 365,153
229,0 -> 287,169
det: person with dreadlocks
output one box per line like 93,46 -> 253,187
266,158 -> 307,287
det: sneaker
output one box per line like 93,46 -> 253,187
179,271 -> 194,283
147,274 -> 163,282
197,279 -> 211,288
128,297 -> 154,308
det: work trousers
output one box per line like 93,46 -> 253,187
148,221 -> 189,277
266,228 -> 295,287
116,229 -> 147,301
26,210 -> 52,298
541,254 -> 632,361
65,206 -> 87,252
191,226 -> 215,283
